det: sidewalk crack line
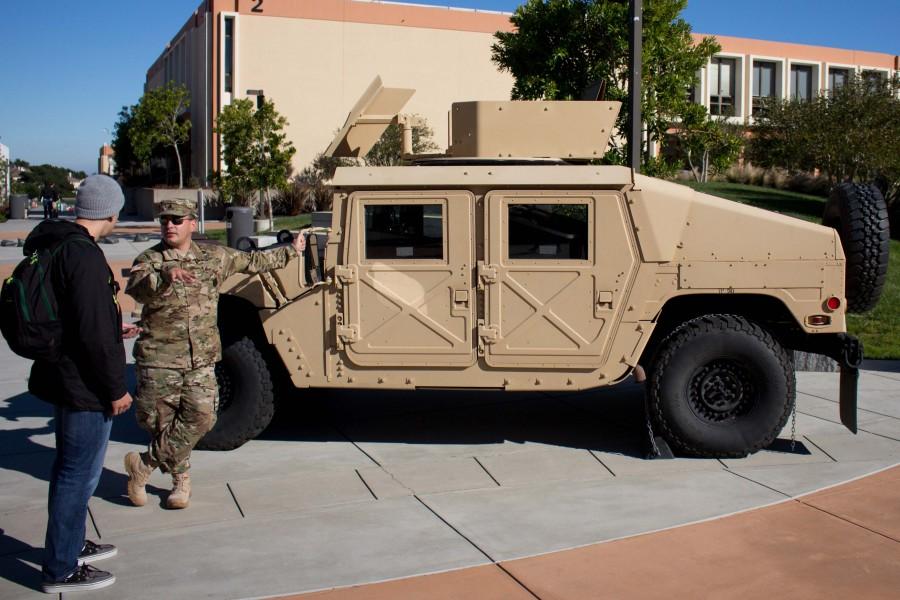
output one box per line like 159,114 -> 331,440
226,483 -> 245,518
414,495 -> 494,562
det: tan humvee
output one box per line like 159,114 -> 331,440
206,77 -> 889,458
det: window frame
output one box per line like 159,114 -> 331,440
502,198 -> 594,266
788,60 -> 820,103
360,199 -> 448,264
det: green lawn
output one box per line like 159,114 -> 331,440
204,214 -> 312,244
682,181 -> 899,359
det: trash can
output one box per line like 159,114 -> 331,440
10,195 -> 28,220
225,206 -> 253,249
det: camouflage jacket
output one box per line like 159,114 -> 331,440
126,241 -> 296,369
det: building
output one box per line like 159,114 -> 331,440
147,0 -> 514,184
0,142 -> 9,202
693,33 -> 898,124
147,0 -> 898,184
98,144 -> 115,176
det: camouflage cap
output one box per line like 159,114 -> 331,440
156,197 -> 198,219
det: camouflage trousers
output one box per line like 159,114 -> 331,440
135,365 -> 218,474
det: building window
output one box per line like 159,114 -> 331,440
791,65 -> 813,102
364,204 -> 444,260
709,58 -> 736,117
507,203 -> 589,260
752,61 -> 777,114
224,17 -> 234,94
829,67 -> 850,91
862,70 -> 886,90
686,69 -> 702,105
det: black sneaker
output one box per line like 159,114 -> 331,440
42,564 -> 115,593
78,539 -> 117,564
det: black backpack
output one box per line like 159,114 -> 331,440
0,236 -> 91,361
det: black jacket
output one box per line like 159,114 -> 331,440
26,220 -> 127,411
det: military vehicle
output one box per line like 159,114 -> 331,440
204,77 -> 890,458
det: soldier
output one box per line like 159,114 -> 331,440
123,198 -> 305,509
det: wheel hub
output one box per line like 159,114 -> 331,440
689,360 -> 755,422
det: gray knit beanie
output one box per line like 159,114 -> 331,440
75,174 -> 124,219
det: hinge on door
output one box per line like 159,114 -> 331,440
478,323 -> 500,344
334,264 -> 357,284
337,324 -> 358,343
478,262 -> 498,285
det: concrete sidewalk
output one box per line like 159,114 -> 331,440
1,333 -> 898,598
283,465 -> 900,600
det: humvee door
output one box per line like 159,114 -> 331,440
480,191 -> 637,368
339,191 -> 475,367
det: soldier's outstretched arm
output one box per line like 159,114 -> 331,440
221,242 -> 300,279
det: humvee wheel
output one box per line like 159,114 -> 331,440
647,315 -> 795,458
822,183 -> 890,313
196,337 -> 276,450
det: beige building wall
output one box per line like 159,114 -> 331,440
235,14 -> 513,171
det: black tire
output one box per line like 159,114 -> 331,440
822,183 -> 890,313
196,337 -> 276,450
647,315 -> 795,458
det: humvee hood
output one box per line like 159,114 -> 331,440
629,174 -> 839,264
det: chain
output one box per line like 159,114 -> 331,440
644,396 -> 661,458
790,399 -> 797,452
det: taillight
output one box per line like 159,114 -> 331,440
825,296 -> 841,311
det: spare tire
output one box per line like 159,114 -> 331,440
822,183 -> 890,313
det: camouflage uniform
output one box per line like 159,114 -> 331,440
126,199 -> 296,474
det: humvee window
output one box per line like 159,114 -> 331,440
364,203 -> 444,260
507,203 -> 589,260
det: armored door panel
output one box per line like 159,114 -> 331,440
342,191 -> 475,367
482,191 -> 637,368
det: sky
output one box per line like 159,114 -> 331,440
1,0 -> 897,175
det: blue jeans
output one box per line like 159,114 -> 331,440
43,407 -> 112,581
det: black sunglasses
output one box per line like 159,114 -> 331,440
159,216 -> 189,225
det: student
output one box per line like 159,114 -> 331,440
28,174 -> 138,593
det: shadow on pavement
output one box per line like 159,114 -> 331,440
260,382 -> 652,458
0,366 -> 165,503
0,530 -> 42,592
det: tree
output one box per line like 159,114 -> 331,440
214,98 -> 296,227
295,154 -> 355,212
129,82 -> 191,188
491,0 -> 719,165
13,163 -> 82,198
676,104 -> 744,182
364,116 -> 439,166
748,74 -> 900,203
111,104 -> 144,185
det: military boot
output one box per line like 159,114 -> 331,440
124,452 -> 153,507
166,472 -> 191,509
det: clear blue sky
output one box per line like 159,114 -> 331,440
1,0 -> 897,175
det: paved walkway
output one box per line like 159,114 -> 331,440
0,213 -> 898,599
283,464 -> 900,599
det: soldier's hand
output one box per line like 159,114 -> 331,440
292,232 -> 307,254
122,322 -> 142,339
110,392 -> 133,416
165,267 -> 197,284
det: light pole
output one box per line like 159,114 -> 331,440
245,89 -> 271,231
628,0 -> 643,173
